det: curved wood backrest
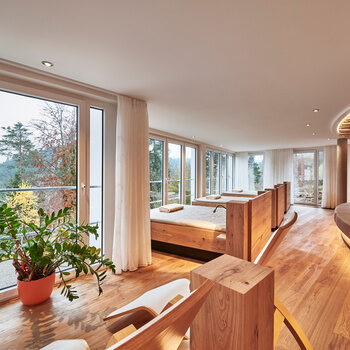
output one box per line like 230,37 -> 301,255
109,279 -> 214,350
274,297 -> 313,350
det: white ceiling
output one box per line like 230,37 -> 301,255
1,0 -> 349,151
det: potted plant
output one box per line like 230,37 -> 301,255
0,204 -> 115,305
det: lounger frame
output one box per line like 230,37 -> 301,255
151,191 -> 272,262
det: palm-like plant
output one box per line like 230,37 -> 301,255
0,204 -> 115,301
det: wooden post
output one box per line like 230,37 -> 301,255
226,201 -> 249,260
337,138 -> 348,205
190,254 -> 274,350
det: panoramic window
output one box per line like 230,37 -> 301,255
206,150 -> 212,195
318,150 -> 324,206
293,150 -> 323,205
167,142 -> 182,204
221,154 -> 227,192
89,107 -> 103,250
149,138 -> 164,209
185,146 -> 196,204
0,90 -> 77,290
227,155 -> 234,191
248,154 -> 264,191
213,152 -> 220,194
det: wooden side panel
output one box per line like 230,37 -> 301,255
249,191 -> 272,262
191,201 -> 226,208
151,222 -> 226,253
226,201 -> 249,260
265,188 -> 277,229
221,193 -> 256,198
284,181 -> 291,212
190,254 -> 274,350
275,184 -> 285,226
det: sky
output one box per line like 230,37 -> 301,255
0,89 -> 77,163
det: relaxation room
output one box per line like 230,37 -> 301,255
0,1 -> 349,349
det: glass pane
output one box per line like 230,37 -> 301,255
89,108 -> 103,251
149,138 -> 164,208
0,90 -> 77,290
206,151 -> 212,195
221,154 -> 227,192
185,146 -> 196,204
248,154 -> 264,191
167,143 -> 182,204
213,152 -> 220,195
318,151 -> 324,205
293,152 -> 315,204
227,155 -> 233,191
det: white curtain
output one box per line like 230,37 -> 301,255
263,150 -> 274,188
235,152 -> 249,190
262,148 -> 294,203
322,145 -> 337,209
348,144 -> 350,202
112,96 -> 152,274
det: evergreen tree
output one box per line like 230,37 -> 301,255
0,122 -> 34,180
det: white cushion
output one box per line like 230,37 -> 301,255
41,339 -> 90,350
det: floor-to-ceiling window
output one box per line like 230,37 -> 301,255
293,150 -> 323,205
227,154 -> 234,191
185,146 -> 196,204
149,136 -> 198,206
248,153 -> 264,190
205,150 -> 212,195
0,90 -> 78,290
89,107 -> 104,250
167,142 -> 182,204
213,152 -> 220,195
221,154 -> 227,192
205,149 -> 235,195
149,138 -> 164,209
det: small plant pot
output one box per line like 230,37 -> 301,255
17,273 -> 56,306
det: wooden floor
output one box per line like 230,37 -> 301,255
268,206 -> 350,350
0,205 -> 349,349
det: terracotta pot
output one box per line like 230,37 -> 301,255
17,273 -> 55,306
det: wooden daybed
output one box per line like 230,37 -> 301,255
151,191 -> 272,262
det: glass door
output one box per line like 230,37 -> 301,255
293,151 -> 316,204
167,142 -> 182,204
0,90 -> 78,290
149,138 -> 164,209
184,146 -> 196,204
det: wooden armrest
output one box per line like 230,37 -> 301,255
161,294 -> 184,313
161,294 -> 189,340
105,324 -> 137,349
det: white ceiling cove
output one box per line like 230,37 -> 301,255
1,0 -> 349,151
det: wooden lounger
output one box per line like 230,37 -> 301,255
151,191 -> 272,262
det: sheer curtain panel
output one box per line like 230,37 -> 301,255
321,145 -> 337,209
112,96 -> 152,273
235,152 -> 249,190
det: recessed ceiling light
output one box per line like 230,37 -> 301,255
313,108 -> 320,113
41,60 -> 54,67
306,123 -> 310,127
312,132 -> 316,136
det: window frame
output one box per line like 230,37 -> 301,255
149,133 -> 198,205
0,74 -> 116,300
293,148 -> 323,206
248,152 -> 264,191
205,148 -> 235,195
